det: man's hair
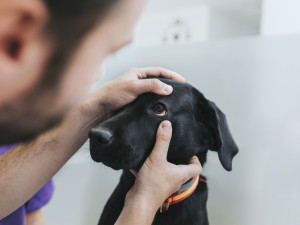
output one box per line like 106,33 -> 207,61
40,0 -> 119,87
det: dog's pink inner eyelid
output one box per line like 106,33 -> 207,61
155,111 -> 167,116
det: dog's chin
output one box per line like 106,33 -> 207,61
90,151 -> 144,170
90,141 -> 147,170
100,159 -> 143,171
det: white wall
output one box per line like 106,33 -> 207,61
261,0 -> 300,35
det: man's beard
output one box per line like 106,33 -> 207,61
0,106 -> 64,145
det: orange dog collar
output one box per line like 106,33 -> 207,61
160,175 -> 206,212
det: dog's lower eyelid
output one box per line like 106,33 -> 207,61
154,111 -> 167,116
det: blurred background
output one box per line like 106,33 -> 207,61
44,0 -> 300,224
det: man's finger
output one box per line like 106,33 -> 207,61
189,155 -> 201,165
137,67 -> 185,83
130,79 -> 173,96
178,156 -> 203,180
129,169 -> 137,177
149,121 -> 172,161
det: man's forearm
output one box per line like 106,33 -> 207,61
115,193 -> 159,225
0,107 -> 101,219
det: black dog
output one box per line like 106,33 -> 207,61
89,78 -> 238,225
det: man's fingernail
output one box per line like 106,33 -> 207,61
162,121 -> 171,131
164,84 -> 173,93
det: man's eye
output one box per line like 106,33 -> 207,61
152,103 -> 167,116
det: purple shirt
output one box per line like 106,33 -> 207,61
0,145 -> 54,225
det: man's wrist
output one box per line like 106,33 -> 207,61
69,94 -> 108,130
115,191 -> 159,225
125,189 -> 160,215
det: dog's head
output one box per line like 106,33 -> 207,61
89,78 -> 238,171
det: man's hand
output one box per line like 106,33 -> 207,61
115,121 -> 203,225
76,67 -> 185,125
129,120 -> 202,208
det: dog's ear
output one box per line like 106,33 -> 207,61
197,98 -> 238,171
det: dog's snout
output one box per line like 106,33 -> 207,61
89,127 -> 113,145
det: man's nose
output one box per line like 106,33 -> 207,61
89,127 -> 113,145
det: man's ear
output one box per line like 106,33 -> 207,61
0,0 -> 48,60
0,0 -> 49,103
198,98 -> 239,171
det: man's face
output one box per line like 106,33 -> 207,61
0,0 -> 148,144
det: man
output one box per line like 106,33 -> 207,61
0,0 -> 202,224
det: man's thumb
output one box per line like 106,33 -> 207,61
151,121 -> 172,160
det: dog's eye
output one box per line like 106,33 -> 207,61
152,103 -> 167,116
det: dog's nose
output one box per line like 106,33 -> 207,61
89,127 -> 113,144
